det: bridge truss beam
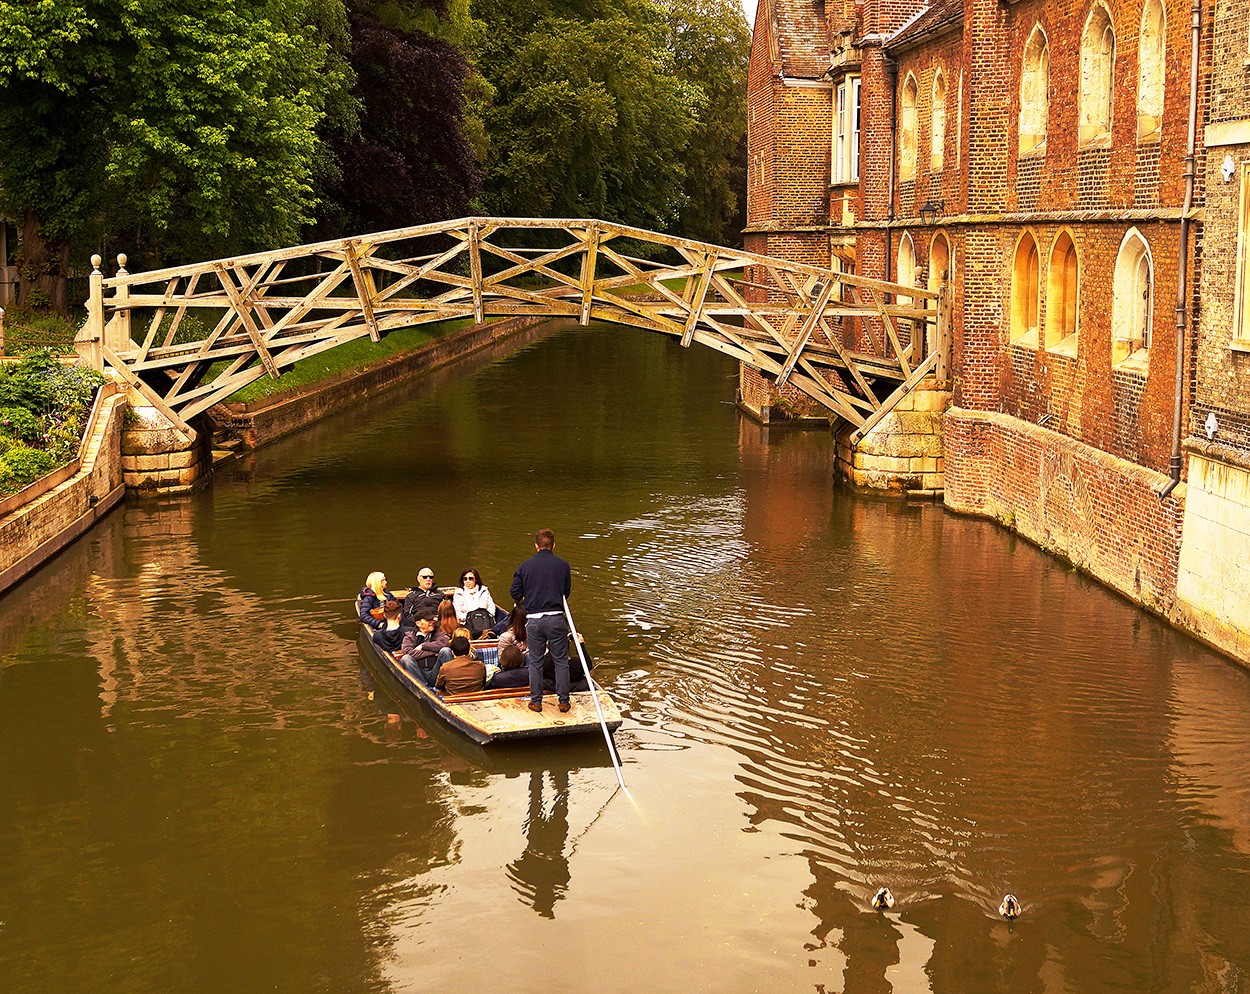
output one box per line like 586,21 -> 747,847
77,218 -> 947,442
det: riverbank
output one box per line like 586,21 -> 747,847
207,315 -> 552,452
0,313 -> 554,591
0,381 -> 126,597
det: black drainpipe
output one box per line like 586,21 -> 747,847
1160,0 -> 1202,501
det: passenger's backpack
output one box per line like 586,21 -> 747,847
465,607 -> 495,635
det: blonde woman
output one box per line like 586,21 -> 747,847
358,571 -> 394,630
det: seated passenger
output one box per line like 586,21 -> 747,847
400,610 -> 450,687
371,599 -> 409,652
496,604 -> 528,657
358,571 -> 394,630
402,567 -> 445,624
487,642 -> 530,690
436,636 -> 486,695
437,599 -> 459,640
436,626 -> 479,666
538,634 -> 591,694
454,569 -> 499,629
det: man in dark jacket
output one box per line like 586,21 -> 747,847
400,610 -> 450,687
402,567 -> 445,623
510,528 -> 572,713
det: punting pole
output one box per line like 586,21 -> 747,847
563,597 -> 626,791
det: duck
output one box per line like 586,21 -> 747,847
871,887 -> 895,910
999,894 -> 1021,920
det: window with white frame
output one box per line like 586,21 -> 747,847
1235,162 -> 1250,345
901,74 -> 919,181
834,75 -> 861,183
1112,228 -> 1153,365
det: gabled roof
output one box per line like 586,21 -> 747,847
884,0 -> 964,52
765,0 -> 830,79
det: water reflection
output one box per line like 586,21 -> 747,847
506,769 -> 572,918
3,322 -> 1250,993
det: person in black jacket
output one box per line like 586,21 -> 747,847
371,600 -> 410,653
510,528 -> 572,713
402,567 -> 446,624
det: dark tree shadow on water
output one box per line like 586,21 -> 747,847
506,768 -> 571,919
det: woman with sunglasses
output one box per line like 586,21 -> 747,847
453,568 -> 498,629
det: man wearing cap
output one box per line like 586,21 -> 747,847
402,568 -> 445,624
510,528 -> 573,713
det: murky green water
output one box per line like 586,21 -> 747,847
2,322 -> 1249,993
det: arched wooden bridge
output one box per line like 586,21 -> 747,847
76,217 -> 948,444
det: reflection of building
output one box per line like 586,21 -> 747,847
747,0 -> 1250,665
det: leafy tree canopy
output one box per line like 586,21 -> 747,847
471,0 -> 748,243
0,0 -> 353,267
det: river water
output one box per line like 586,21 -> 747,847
2,322 -> 1250,993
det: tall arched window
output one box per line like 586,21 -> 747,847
1112,229 -> 1153,365
1080,6 -> 1115,146
931,71 -> 947,172
1010,232 -> 1040,344
901,74 -> 919,181
1138,0 -> 1165,140
1020,27 -> 1050,155
897,233 -> 917,307
1045,231 -> 1079,350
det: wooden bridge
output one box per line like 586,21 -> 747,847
76,218 -> 948,443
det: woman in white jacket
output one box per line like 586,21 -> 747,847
453,568 -> 498,624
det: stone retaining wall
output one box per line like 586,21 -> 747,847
0,383 -> 126,596
1176,443 -> 1250,664
943,406 -> 1186,622
211,316 -> 552,450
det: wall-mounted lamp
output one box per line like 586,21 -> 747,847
919,198 -> 945,225
1205,411 -> 1219,440
1222,154 -> 1236,184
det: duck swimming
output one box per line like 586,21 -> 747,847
871,887 -> 895,910
999,894 -> 1021,920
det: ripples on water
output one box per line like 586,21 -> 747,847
3,323 -> 1250,993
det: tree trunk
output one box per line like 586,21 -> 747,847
17,210 -> 71,315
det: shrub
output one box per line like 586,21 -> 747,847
45,363 -> 105,413
0,406 -> 41,443
1,445 -> 56,491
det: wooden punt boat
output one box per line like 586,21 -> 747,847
356,622 -> 623,746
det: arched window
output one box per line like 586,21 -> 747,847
897,233 -> 917,307
1138,0 -> 1165,140
1112,229 -> 1153,365
1020,27 -> 1049,155
1045,231 -> 1079,350
1080,6 -> 1115,146
901,74 -> 919,181
1010,232 -> 1040,344
931,71 -> 947,172
928,233 -> 951,295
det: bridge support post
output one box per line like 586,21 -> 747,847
120,398 -> 211,496
76,255 -> 105,371
834,376 -> 952,496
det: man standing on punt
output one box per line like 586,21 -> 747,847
510,528 -> 572,714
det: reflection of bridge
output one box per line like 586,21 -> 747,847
76,218 -> 947,443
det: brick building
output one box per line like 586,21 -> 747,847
748,0 -> 1250,664
1175,0 -> 1250,661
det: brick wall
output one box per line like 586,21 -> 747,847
944,408 -> 1186,615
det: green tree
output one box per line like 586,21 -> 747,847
473,0 -> 699,231
662,0 -> 750,245
0,0 -> 352,310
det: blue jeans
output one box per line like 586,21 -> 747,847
401,654 -> 441,688
526,613 -> 570,704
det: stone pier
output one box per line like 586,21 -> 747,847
834,377 -> 951,495
120,398 -> 210,495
